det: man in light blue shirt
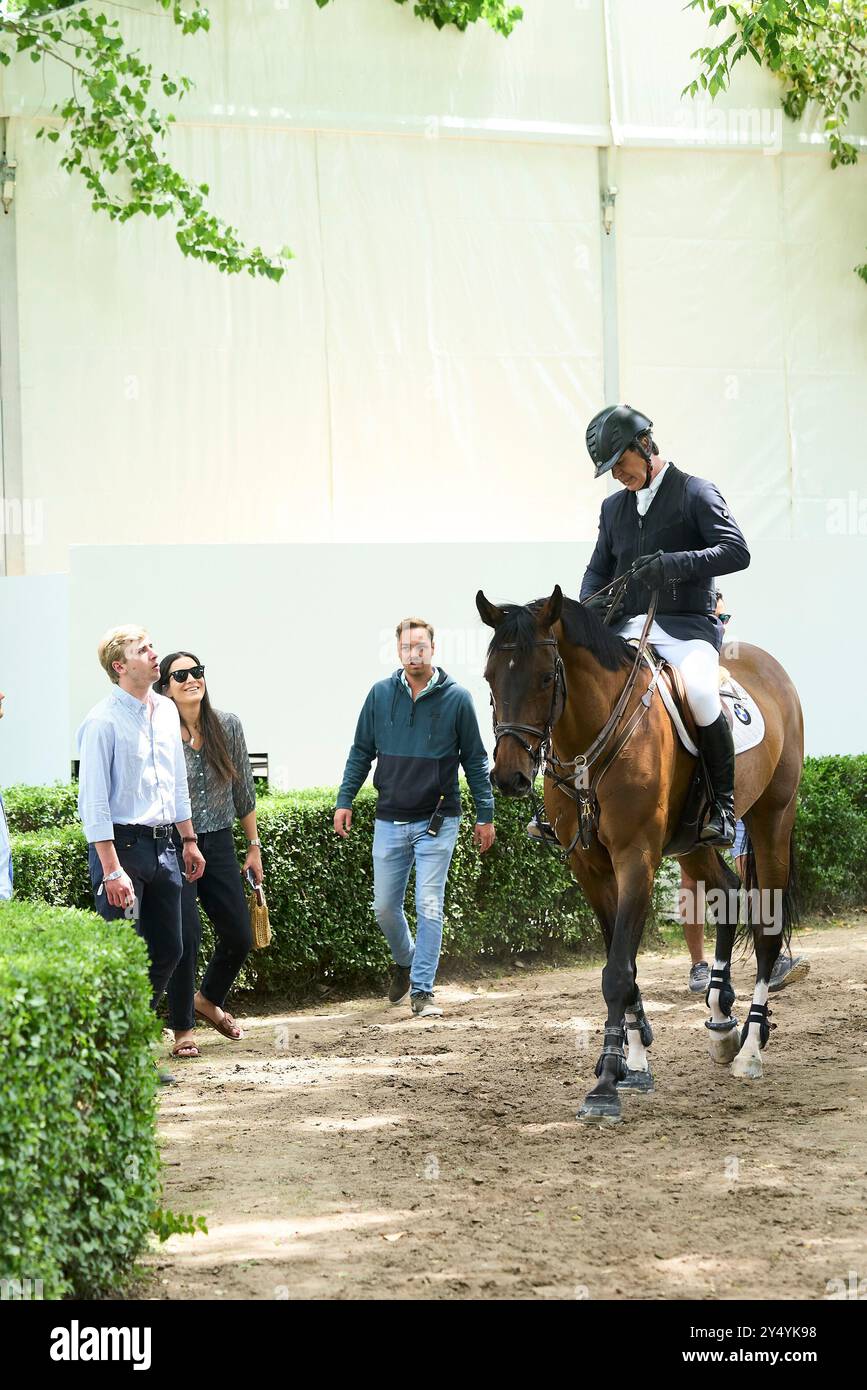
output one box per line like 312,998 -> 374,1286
77,626 -> 205,1023
0,687 -> 12,901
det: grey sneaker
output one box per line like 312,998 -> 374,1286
388,964 -> 411,1005
688,961 -> 710,994
411,993 -> 443,1018
768,954 -> 810,994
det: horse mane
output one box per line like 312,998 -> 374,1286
486,596 -> 633,673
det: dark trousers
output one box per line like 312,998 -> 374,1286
165,827 -> 252,1031
88,830 -> 183,1011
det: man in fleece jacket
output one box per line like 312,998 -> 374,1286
334,616 -> 496,1018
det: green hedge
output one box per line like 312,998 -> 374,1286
3,782 -> 79,833
5,756 -> 865,999
794,754 -> 867,911
0,900 -> 160,1299
5,784 -> 673,998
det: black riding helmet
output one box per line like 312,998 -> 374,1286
586,404 -> 658,481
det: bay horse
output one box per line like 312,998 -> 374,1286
476,585 -> 803,1124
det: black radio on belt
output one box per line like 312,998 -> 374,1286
426,795 -> 446,837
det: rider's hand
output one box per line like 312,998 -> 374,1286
632,551 -> 666,588
584,592 -> 624,623
334,808 -> 353,838
473,823 -> 496,853
105,870 -> 135,910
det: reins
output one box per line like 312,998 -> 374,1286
490,564 -> 663,857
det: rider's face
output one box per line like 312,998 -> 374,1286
611,446 -> 649,490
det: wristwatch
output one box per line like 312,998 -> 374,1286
248,838 -> 262,848
182,835 -> 198,844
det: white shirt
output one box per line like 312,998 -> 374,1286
76,686 -> 192,843
634,461 -> 669,517
620,462 -> 670,639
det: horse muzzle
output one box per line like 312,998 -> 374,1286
490,766 -> 533,798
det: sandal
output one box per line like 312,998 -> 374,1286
171,1039 -> 201,1059
194,1005 -> 242,1041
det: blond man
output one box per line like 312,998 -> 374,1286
77,628 -> 205,1051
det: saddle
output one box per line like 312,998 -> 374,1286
625,640 -> 766,857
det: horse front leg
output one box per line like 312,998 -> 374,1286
680,847 -> 741,1065
578,853 -> 654,1124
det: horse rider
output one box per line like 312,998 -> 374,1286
579,404 -> 750,848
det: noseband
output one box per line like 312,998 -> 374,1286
489,637 -> 566,778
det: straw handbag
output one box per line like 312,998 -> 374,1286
248,881 -> 271,950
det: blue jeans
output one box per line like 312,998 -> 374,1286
372,816 -> 460,996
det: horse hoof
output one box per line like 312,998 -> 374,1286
577,1094 -> 622,1124
616,1066 -> 654,1093
706,1023 -> 740,1066
731,1051 -> 763,1080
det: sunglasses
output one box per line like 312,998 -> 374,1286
169,665 -> 205,684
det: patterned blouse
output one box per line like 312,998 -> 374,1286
182,709 -> 256,834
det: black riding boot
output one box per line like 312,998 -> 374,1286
697,711 -> 736,848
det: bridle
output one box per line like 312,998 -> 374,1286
489,637 -> 566,781
487,582 -> 662,855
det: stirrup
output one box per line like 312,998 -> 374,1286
700,806 -> 736,848
526,817 -> 559,845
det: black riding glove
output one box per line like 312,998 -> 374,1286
632,551 -> 666,589
584,591 -> 625,623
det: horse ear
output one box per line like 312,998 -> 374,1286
537,585 -> 563,629
476,590 -> 505,629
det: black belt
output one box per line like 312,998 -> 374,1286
113,823 -> 174,840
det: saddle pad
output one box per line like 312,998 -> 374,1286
720,675 -> 765,756
654,667 -> 765,757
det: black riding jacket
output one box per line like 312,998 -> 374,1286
579,463 -> 750,651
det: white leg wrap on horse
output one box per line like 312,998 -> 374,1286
624,1009 -> 649,1072
731,980 -> 769,1079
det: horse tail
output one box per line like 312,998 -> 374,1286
736,824 -> 798,955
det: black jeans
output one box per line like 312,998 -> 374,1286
165,827 -> 252,1031
88,828 -> 183,1011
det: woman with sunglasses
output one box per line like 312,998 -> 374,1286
155,653 -> 261,1059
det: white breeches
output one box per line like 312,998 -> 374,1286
619,618 -> 722,728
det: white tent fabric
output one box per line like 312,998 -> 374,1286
2,0 -> 864,571
1,0 -> 865,775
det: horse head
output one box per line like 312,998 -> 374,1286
476,586 -> 565,798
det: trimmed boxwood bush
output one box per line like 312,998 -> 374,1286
3,782 -> 80,833
795,755 -> 867,911
0,901 -> 161,1299
225,785 -> 604,996
5,756 -> 865,998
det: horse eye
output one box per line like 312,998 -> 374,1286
541,673 -> 555,687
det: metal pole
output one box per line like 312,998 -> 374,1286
0,118 -> 25,577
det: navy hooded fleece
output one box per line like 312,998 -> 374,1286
336,669 -> 494,824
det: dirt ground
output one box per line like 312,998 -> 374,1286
142,915 -> 867,1301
